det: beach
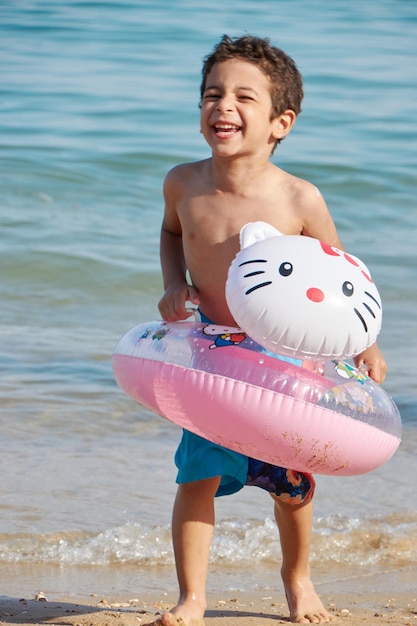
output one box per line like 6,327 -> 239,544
1,562 -> 416,625
1,572 -> 417,626
1,1 -> 416,621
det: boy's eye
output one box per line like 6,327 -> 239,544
203,92 -> 220,101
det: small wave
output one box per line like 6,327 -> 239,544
313,512 -> 417,569
1,512 -> 416,570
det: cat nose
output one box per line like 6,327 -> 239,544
306,287 -> 325,302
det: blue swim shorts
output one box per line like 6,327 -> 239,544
174,312 -> 315,502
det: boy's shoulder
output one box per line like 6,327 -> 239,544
270,163 -> 323,200
164,159 -> 209,195
166,159 -> 208,179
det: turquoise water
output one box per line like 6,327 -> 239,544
1,0 -> 417,596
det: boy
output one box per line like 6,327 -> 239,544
154,35 -> 386,625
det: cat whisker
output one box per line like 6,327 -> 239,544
238,259 -> 267,267
245,281 -> 272,295
244,270 -> 266,278
354,307 -> 368,332
363,302 -> 376,319
365,291 -> 381,309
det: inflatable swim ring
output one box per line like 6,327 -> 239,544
226,222 -> 382,359
112,320 -> 401,476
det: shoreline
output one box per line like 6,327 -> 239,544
0,589 -> 415,625
1,567 -> 416,626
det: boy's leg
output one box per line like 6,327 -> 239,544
272,495 -> 334,624
150,476 -> 221,626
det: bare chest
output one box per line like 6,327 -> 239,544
178,191 -> 302,246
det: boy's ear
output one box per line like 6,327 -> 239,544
271,109 -> 297,139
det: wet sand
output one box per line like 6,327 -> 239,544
1,568 -> 416,626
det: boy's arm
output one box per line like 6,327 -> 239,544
158,227 -> 200,321
298,183 -> 387,383
299,183 -> 344,249
158,170 -> 200,321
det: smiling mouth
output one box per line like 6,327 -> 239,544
213,123 -> 241,137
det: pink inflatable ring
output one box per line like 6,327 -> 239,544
112,320 -> 401,476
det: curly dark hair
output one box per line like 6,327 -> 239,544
200,35 -> 303,119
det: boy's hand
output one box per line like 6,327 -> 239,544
353,342 -> 387,384
158,283 -> 200,322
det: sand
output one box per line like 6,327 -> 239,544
1,584 -> 416,626
1,563 -> 416,626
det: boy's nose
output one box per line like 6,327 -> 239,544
216,96 -> 234,112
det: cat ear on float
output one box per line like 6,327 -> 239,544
239,221 -> 283,250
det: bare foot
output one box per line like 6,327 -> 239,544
146,615 -> 204,626
146,597 -> 205,626
284,576 -> 334,623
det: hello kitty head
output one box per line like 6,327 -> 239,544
202,324 -> 242,336
225,222 -> 382,359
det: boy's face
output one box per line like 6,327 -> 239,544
200,59 -> 292,158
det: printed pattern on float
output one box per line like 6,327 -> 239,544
112,320 -> 401,477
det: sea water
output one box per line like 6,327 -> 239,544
1,0 -> 416,598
